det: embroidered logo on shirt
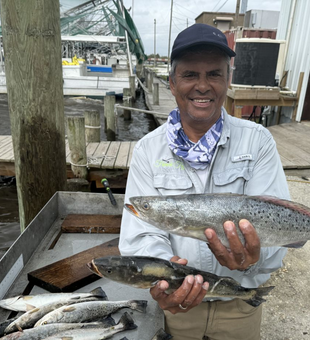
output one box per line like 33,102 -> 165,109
232,154 -> 253,162
155,158 -> 185,170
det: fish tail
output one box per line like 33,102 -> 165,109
130,299 -> 148,313
118,312 -> 137,331
244,286 -> 275,307
154,328 -> 173,340
90,287 -> 108,300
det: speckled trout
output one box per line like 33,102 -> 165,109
125,193 -> 310,248
88,256 -> 274,307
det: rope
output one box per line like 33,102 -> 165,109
137,77 -> 149,93
85,125 -> 101,129
123,96 -> 132,102
114,104 -> 169,119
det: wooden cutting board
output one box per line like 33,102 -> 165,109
28,238 -> 120,292
61,214 -> 122,233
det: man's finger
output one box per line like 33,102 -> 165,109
223,221 -> 246,266
205,228 -> 231,266
239,219 -> 261,255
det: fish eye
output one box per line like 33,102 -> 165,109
107,269 -> 112,274
142,202 -> 150,210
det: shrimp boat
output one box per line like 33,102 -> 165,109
0,191 -> 164,339
0,0 -> 146,98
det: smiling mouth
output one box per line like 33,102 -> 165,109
192,99 -> 213,103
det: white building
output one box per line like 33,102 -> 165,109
276,0 -> 310,122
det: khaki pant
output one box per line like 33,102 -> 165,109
164,299 -> 262,340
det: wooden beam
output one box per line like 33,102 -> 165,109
292,72 -> 304,121
0,0 -> 67,231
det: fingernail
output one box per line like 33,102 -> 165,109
195,275 -> 203,284
205,230 -> 212,240
202,282 -> 209,290
158,282 -> 166,290
224,222 -> 234,231
187,275 -> 194,284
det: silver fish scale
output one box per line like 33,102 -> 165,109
129,194 -> 310,247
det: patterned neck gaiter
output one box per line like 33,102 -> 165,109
166,108 -> 224,170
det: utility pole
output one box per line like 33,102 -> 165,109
187,18 -> 188,28
0,0 -> 67,231
154,19 -> 157,67
132,0 -> 134,18
234,0 -> 241,28
167,0 -> 173,73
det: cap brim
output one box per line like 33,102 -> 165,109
171,42 -> 236,62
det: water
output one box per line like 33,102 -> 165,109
0,89 -> 157,258
0,181 -> 20,259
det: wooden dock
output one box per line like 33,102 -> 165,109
0,136 -> 136,187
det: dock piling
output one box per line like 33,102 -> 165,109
67,116 -> 88,179
129,75 -> 136,101
123,88 -> 132,120
153,83 -> 159,105
148,71 -> 154,93
84,110 -> 100,142
104,94 -> 116,141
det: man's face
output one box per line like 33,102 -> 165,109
169,51 -> 229,132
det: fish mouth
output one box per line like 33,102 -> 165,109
87,260 -> 103,277
125,203 -> 139,217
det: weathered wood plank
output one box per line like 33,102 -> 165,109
114,141 -> 130,169
28,238 -> 120,292
61,214 -> 121,233
101,141 -> 120,169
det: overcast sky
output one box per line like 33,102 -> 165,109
60,0 -> 282,56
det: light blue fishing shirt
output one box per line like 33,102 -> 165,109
119,107 -> 290,289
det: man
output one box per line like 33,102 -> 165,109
119,23 -> 289,340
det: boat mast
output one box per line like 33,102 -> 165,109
120,0 -> 133,76
167,0 -> 173,73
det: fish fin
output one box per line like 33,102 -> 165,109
59,337 -> 73,340
244,286 -> 274,307
130,300 -> 148,313
16,324 -> 23,332
153,328 -> 173,340
118,312 -> 137,331
25,303 -> 36,311
281,240 -> 307,248
90,287 -> 108,300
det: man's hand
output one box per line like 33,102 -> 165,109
205,219 -> 260,271
149,256 -> 209,314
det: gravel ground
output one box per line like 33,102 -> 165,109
261,175 -> 310,340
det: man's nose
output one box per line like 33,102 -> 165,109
195,76 -> 211,93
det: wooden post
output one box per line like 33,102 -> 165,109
149,71 -> 154,93
104,94 -> 116,141
145,68 -> 149,88
129,75 -> 136,101
67,116 -> 88,179
0,0 -> 67,231
153,82 -> 159,105
123,88 -> 132,120
84,110 -> 100,142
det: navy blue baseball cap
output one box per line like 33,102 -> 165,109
171,23 -> 236,63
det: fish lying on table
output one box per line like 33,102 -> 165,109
34,299 -> 147,326
4,292 -> 109,334
0,287 -> 107,312
151,328 -> 173,340
88,256 -> 274,307
41,313 -> 137,340
0,316 -> 116,340
125,193 -> 310,248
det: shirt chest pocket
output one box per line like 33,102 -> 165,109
212,167 -> 253,194
153,173 -> 193,195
